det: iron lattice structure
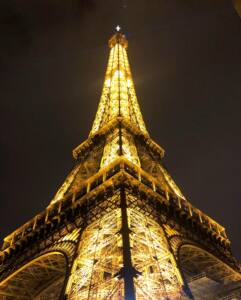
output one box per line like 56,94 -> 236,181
0,31 -> 241,300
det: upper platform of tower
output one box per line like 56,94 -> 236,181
90,30 -> 148,136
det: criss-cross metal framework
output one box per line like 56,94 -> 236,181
0,253 -> 66,299
0,30 -> 240,300
90,33 -> 147,137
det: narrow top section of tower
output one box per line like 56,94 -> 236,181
108,25 -> 128,49
108,32 -> 128,49
90,30 -> 148,136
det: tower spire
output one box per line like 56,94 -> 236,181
90,31 -> 148,136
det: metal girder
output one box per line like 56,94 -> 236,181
179,245 -> 241,287
0,253 -> 67,300
65,190 -> 188,300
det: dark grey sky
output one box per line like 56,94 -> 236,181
0,0 -> 240,260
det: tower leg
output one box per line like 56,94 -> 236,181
161,224 -> 195,300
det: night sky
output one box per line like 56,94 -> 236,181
0,1 -> 240,260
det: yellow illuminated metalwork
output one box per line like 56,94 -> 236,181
90,34 -> 148,136
100,128 -> 140,168
65,195 -> 184,299
100,129 -> 120,168
53,164 -> 82,203
0,252 -> 66,299
121,129 -> 140,166
159,164 -> 185,199
127,206 -> 184,299
90,33 -> 148,169
66,208 -> 124,299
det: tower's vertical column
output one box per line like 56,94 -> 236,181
61,223 -> 86,300
120,187 -> 136,300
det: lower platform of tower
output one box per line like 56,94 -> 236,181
0,169 -> 240,300
0,190 -> 240,299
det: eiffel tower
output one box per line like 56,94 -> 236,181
0,29 -> 240,300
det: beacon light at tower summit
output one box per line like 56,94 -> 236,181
0,30 -> 240,300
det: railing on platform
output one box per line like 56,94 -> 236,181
0,157 -> 229,257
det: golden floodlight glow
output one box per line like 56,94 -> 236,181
66,204 -> 124,299
66,193 -> 184,299
90,37 -> 148,136
90,34 -> 148,168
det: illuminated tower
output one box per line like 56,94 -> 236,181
0,29 -> 240,300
